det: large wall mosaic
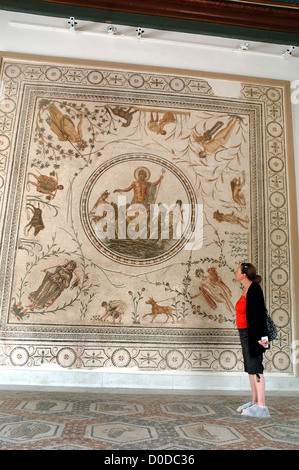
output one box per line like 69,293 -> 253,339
0,55 -> 296,374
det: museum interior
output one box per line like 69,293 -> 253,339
0,0 -> 298,451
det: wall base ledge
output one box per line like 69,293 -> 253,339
0,368 -> 298,393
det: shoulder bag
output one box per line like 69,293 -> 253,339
265,308 -> 277,341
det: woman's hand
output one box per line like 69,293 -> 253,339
258,338 -> 269,348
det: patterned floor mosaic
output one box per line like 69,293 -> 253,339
0,389 -> 298,450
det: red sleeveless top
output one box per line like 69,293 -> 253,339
236,295 -> 247,329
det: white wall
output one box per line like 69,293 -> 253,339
0,10 -> 298,391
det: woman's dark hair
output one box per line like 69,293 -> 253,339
241,262 -> 262,283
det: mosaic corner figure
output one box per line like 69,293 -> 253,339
26,171 -> 64,200
47,102 -> 87,151
27,260 -> 80,311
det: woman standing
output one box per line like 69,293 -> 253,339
235,263 -> 270,417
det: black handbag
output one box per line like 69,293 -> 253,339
265,308 -> 277,341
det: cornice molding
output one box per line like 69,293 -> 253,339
37,0 -> 299,33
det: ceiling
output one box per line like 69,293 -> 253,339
1,0 -> 299,45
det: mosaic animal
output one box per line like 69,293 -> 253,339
25,203 -> 45,236
143,297 -> 174,323
100,300 -> 127,324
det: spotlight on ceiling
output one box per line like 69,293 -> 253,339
282,46 -> 295,59
136,27 -> 144,38
240,42 -> 250,51
107,25 -> 117,35
68,17 -> 77,32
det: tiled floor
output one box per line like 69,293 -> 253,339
0,388 -> 298,450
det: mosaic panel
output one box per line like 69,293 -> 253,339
0,55 -> 296,373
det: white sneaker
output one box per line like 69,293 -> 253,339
236,401 -> 255,413
241,404 -> 270,417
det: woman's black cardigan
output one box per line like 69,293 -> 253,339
246,281 -> 268,357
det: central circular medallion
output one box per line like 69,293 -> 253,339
81,153 -> 197,265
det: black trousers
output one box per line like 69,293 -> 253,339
238,328 -> 264,376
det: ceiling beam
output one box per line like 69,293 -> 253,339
34,0 -> 299,33
1,0 -> 299,45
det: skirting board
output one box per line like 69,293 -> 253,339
0,368 -> 299,392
